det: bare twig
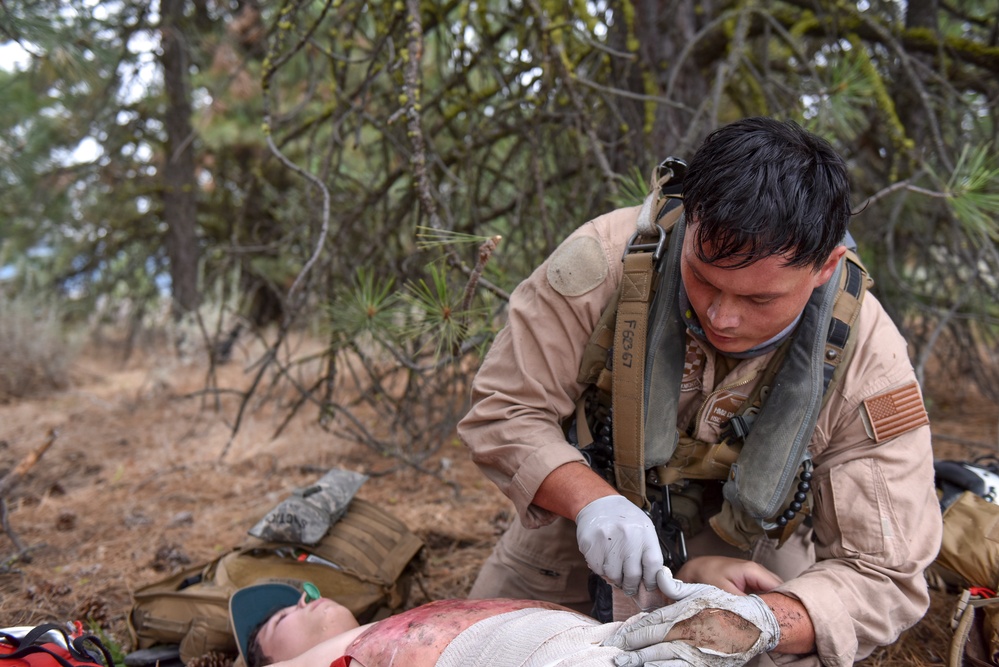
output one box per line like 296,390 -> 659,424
0,499 -> 28,556
458,235 -> 502,333
858,178 -> 949,211
217,323 -> 292,460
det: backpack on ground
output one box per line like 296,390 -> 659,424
933,457 -> 999,666
0,624 -> 114,667
126,498 -> 424,664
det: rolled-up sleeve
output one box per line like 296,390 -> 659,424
457,208 -> 637,526
775,294 -> 943,665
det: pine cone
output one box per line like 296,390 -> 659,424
150,543 -> 192,573
74,596 -> 111,629
187,651 -> 234,667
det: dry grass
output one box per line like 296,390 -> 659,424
858,587 -> 955,665
0,334 -> 995,665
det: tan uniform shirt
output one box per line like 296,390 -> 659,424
458,206 -> 943,666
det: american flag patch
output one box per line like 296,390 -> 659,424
863,381 -> 929,443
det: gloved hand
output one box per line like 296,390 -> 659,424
575,495 -> 663,596
603,568 -> 781,667
653,565 -> 686,600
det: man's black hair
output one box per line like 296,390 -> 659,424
245,622 -> 273,667
682,116 -> 851,271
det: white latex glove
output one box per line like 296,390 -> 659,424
604,568 -> 780,667
654,565 -> 686,600
575,495 -> 664,596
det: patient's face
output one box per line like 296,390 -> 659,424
256,595 -> 359,662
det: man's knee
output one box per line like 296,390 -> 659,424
469,517 -> 592,613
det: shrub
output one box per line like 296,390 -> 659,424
0,291 -> 77,402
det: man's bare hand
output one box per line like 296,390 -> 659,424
677,556 -> 783,596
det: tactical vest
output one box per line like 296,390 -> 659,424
572,160 -> 872,558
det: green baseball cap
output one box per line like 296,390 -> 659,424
229,583 -> 302,666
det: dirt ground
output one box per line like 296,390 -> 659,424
1,336 -> 996,665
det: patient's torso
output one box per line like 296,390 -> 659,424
344,599 -> 576,667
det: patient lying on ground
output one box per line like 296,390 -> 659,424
234,584 -> 636,667
232,559 -> 781,667
246,594 -> 623,667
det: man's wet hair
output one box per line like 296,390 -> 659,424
683,116 -> 851,271
245,623 -> 273,667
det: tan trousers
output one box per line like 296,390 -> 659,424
469,516 -> 820,666
468,516 -> 593,614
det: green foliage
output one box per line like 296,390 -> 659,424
801,47 -> 880,142
3,0 -> 999,415
327,267 -> 400,342
400,263 -> 481,360
939,144 -> 999,242
415,226 -> 496,251
609,166 -> 650,211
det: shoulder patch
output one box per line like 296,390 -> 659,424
861,381 -> 929,443
546,235 -> 608,297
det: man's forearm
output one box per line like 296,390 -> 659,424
532,461 -> 619,520
759,592 -> 815,654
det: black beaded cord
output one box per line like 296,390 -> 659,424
775,468 -> 813,527
580,393 -> 615,483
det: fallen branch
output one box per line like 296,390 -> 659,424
0,429 -> 59,498
0,429 -> 59,566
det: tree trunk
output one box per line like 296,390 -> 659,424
895,0 -> 939,161
160,0 -> 200,318
607,0 -> 719,170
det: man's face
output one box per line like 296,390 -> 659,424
679,225 -> 845,354
256,595 -> 358,662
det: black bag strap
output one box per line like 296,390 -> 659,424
17,625 -> 71,651
69,635 -> 114,667
0,624 -> 113,667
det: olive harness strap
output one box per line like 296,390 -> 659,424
613,227 -> 662,506
612,185 -> 685,507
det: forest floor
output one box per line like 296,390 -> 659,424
0,335 -> 996,665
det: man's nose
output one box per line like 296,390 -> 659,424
706,293 -> 740,330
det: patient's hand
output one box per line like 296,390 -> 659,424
604,573 -> 782,666
676,556 -> 782,596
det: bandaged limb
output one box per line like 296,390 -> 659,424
603,568 -> 780,667
575,495 -> 664,595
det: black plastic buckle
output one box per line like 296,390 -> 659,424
648,485 -> 687,571
723,414 -> 754,443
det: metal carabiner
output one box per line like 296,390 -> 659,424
621,222 -> 668,263
655,156 -> 688,193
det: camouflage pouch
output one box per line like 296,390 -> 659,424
248,468 -> 368,544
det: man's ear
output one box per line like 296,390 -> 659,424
815,245 -> 848,287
